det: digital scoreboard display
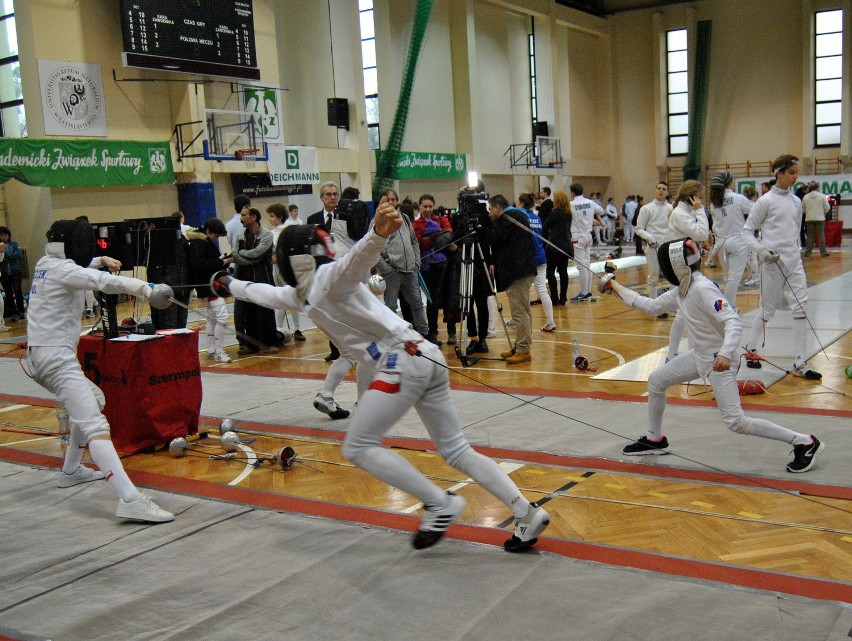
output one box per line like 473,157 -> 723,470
119,0 -> 260,80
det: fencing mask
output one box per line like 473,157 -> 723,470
658,238 -> 701,296
275,224 -> 336,298
47,219 -> 96,268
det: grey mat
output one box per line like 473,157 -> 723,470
0,461 -> 849,641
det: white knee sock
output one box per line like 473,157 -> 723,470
450,448 -> 530,518
87,439 -> 141,502
61,424 -> 85,473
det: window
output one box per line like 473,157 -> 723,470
529,26 -> 539,141
815,9 -> 843,147
666,28 -> 688,156
359,0 -> 379,150
0,0 -> 25,138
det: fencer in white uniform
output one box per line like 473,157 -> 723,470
26,219 -> 174,522
741,155 -> 821,380
213,198 -> 550,551
634,181 -> 673,299
599,238 -> 824,473
569,182 -> 605,300
707,170 -> 753,311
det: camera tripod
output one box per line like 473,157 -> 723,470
454,237 -> 514,367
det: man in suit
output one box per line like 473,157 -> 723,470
307,181 -> 339,232
309,181 -> 341,360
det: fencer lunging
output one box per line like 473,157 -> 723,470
214,197 -> 550,551
599,238 -> 824,474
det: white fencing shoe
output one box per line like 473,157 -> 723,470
57,465 -> 105,488
116,494 -> 175,523
413,492 -> 466,550
504,503 -> 550,552
313,393 -> 350,420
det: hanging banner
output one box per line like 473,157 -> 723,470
737,174 -> 852,197
0,138 -> 174,187
375,150 -> 467,180
267,145 -> 320,185
239,84 -> 285,145
38,59 -> 108,137
230,173 -> 312,198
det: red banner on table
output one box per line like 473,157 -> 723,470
77,332 -> 201,453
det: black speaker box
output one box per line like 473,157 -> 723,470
327,98 -> 349,129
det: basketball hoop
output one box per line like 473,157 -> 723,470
235,148 -> 259,170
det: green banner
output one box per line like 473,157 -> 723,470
0,138 -> 174,187
375,150 -> 466,180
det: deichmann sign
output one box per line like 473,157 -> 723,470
0,139 -> 174,187
375,151 -> 467,180
267,145 -> 320,185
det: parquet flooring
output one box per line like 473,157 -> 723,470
0,246 -> 849,599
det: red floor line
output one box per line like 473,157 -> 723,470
195,367 -> 852,418
2,446 -> 847,605
195,417 -> 852,500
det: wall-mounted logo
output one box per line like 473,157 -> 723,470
39,60 -> 107,136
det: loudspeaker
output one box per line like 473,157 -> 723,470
533,120 -> 549,140
327,98 -> 349,129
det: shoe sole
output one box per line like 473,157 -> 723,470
623,448 -> 669,456
116,510 -> 175,523
786,440 -> 825,473
57,471 -> 105,488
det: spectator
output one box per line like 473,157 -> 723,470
0,226 -> 25,322
517,192 -> 556,332
542,189 -> 573,306
232,207 -> 279,354
374,188 -> 430,340
802,180 -> 831,258
569,183 -> 605,301
488,194 -> 537,365
185,218 -> 231,362
225,194 -> 251,254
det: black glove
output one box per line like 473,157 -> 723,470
210,271 -> 233,298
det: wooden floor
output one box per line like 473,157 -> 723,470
1,246 -> 850,601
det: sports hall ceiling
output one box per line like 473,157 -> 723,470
555,0 -> 696,17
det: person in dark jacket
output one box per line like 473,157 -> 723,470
186,218 -> 230,362
0,226 -> 25,321
542,189 -> 573,305
488,195 -> 537,364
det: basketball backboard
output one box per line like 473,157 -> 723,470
535,136 -> 563,169
202,109 -> 269,162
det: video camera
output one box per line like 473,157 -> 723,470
454,187 -> 489,238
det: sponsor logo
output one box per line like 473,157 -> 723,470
148,368 -> 200,386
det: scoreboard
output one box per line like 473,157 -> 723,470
119,0 -> 260,80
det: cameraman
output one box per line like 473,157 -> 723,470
488,195 -> 536,365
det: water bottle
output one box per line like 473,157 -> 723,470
56,405 -> 70,434
572,338 -> 580,364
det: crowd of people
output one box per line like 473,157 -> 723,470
3,152 -> 832,538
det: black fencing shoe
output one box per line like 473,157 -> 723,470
791,364 -> 822,380
504,503 -> 550,553
623,435 -> 670,456
413,492 -> 466,550
786,436 -> 824,473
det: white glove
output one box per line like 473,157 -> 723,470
645,234 -> 657,248
758,249 -> 780,264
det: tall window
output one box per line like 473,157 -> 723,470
529,28 -> 539,141
359,0 -> 380,150
815,9 -> 843,147
666,28 -> 688,156
0,0 -> 25,138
